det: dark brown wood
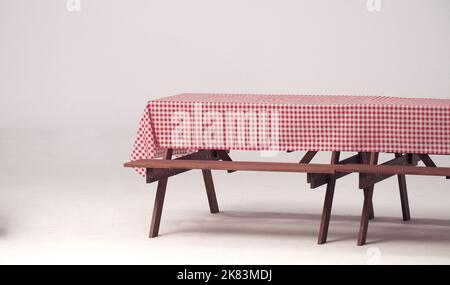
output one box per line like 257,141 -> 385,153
123,149 -> 450,243
301,151 -> 318,183
215,150 -> 236,173
357,152 -> 379,246
359,153 -> 375,220
300,151 -> 318,164
335,163 -> 450,176
317,151 -> 340,244
125,158 -> 450,176
126,159 -> 336,174
367,189 -> 375,220
395,153 -> 411,221
202,170 -> 219,213
202,152 -> 219,213
358,154 -> 419,189
418,154 -> 450,180
359,188 -> 374,245
418,154 -> 437,167
308,154 -> 359,188
407,153 -> 414,164
149,149 -> 173,238
146,150 -> 218,183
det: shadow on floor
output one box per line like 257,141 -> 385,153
167,210 -> 450,245
0,216 -> 7,238
0,213 -> 8,238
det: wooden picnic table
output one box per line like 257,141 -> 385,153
125,93 -> 450,245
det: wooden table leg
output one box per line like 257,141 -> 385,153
202,152 -> 219,213
300,151 -> 318,164
395,153 -> 411,221
317,151 -> 340,244
368,199 -> 375,220
215,150 -> 236,173
149,149 -> 173,238
357,152 -> 379,246
359,153 -> 375,220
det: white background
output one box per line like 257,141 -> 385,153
0,0 -> 449,264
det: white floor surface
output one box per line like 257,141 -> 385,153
1,129 -> 449,264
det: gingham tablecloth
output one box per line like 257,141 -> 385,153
131,93 -> 450,176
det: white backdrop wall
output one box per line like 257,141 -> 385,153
0,0 -> 449,132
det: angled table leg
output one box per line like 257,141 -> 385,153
300,151 -> 318,164
395,153 -> 411,221
317,151 -> 340,244
357,152 -> 379,246
359,153 -> 375,220
202,151 -> 219,213
368,197 -> 375,220
149,149 -> 173,238
215,150 -> 236,173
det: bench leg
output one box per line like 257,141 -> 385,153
395,153 -> 411,221
149,149 -> 173,238
317,151 -> 340,244
357,152 -> 378,246
202,169 -> 219,213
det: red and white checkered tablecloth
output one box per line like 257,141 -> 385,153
130,93 -> 450,176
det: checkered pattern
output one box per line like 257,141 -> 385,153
131,93 -> 450,176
